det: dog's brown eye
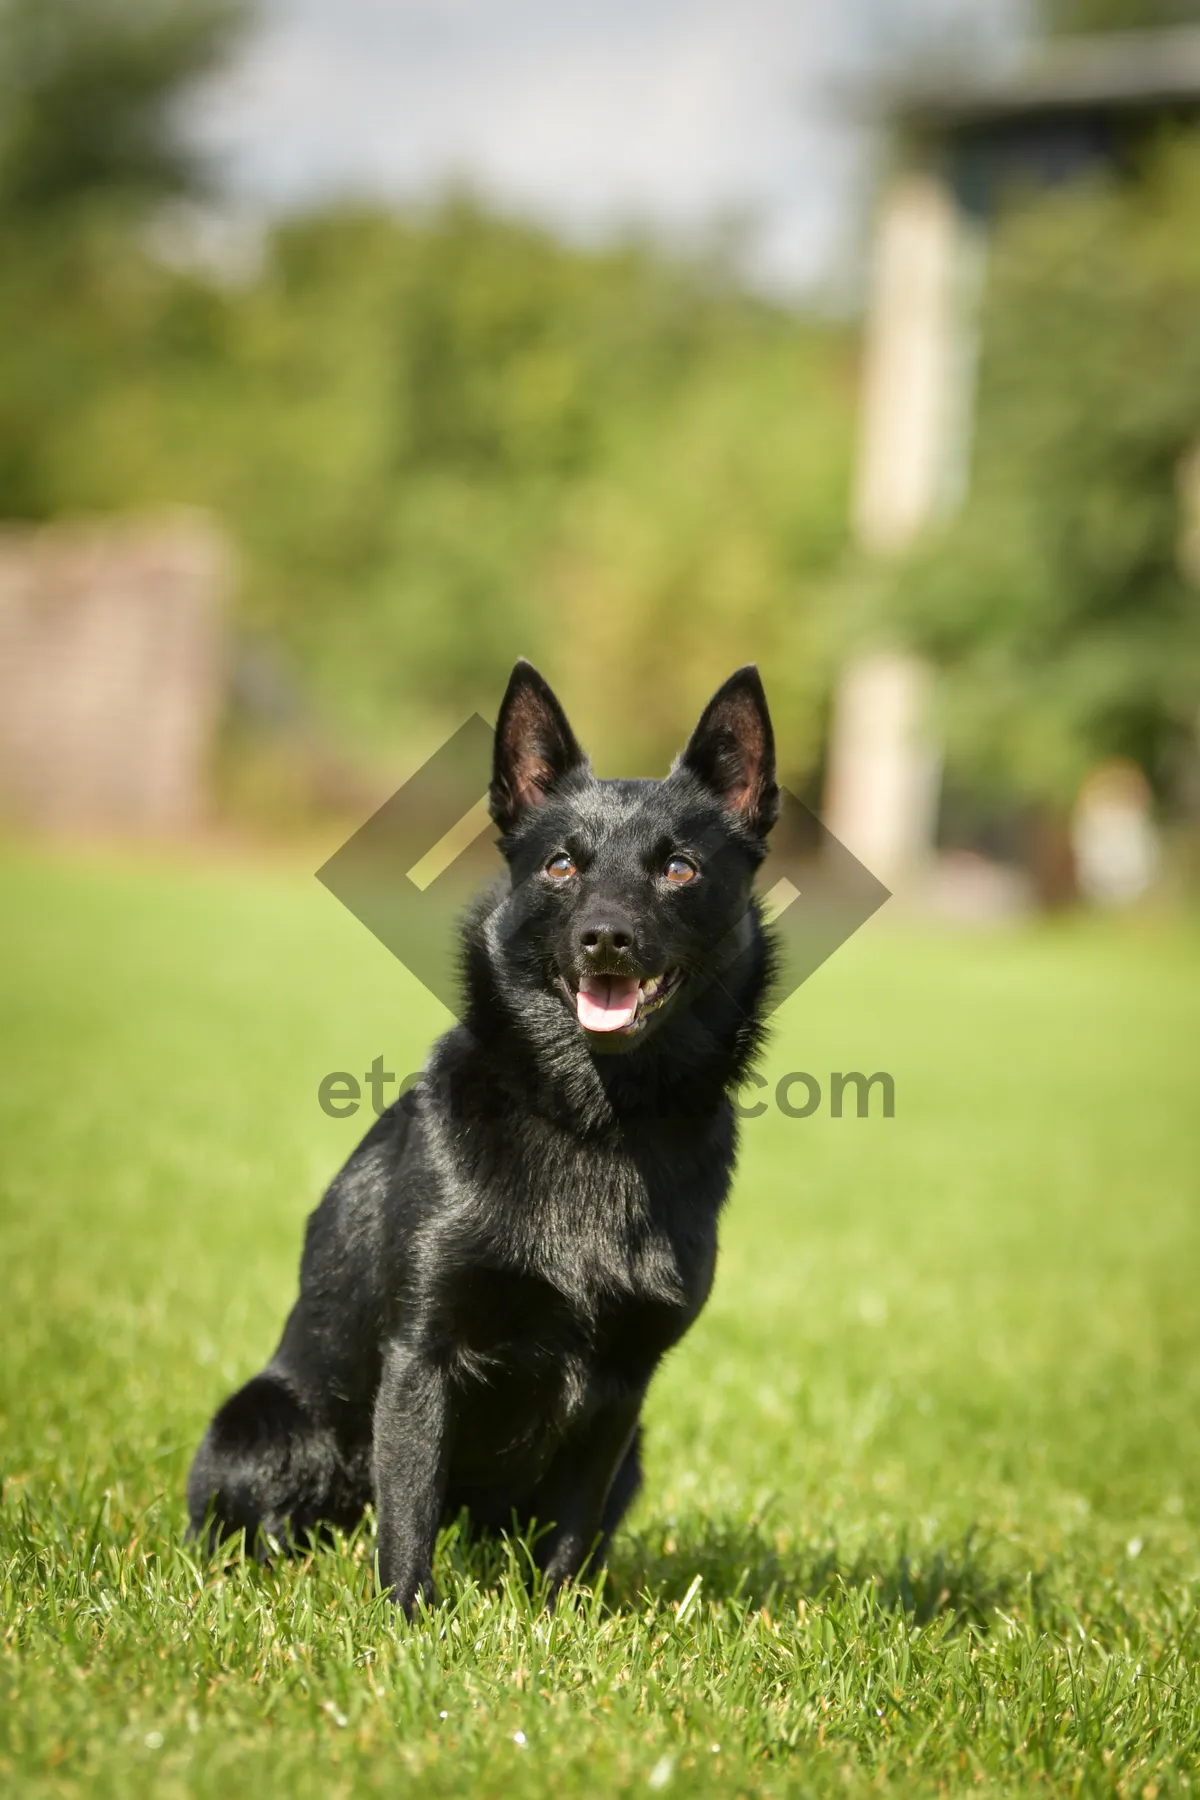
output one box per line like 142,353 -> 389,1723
545,853 -> 576,879
664,856 -> 697,884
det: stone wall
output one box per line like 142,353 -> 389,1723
0,514 -> 228,832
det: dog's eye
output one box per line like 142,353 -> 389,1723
545,852 -> 576,879
663,856 -> 698,885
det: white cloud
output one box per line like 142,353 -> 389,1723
194,0 -> 1021,294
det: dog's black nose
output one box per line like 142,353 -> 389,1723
578,922 -> 634,957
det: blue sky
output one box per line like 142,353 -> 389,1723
196,0 -> 1022,294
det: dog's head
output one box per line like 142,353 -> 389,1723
484,659 -> 778,1055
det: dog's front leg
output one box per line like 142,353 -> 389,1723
535,1389 -> 645,1596
371,1342 -> 449,1614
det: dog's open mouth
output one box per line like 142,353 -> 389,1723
570,969 -> 683,1035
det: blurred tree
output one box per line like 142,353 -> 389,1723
0,0 -> 853,792
881,140 -> 1200,812
0,0 -> 250,515
214,199 -> 853,769
1039,1 -> 1200,31
0,177 -> 853,773
0,0 -> 249,220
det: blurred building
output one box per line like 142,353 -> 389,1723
0,514 -> 228,833
826,26 -> 1200,894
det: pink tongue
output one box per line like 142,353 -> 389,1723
577,974 -> 641,1033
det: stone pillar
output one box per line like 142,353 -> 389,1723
826,171 -> 981,887
823,650 -> 940,893
853,172 -> 977,551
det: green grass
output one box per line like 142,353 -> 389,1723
2,842 -> 1198,1798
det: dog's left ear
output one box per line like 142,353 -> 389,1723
490,659 -> 588,834
676,665 -> 778,839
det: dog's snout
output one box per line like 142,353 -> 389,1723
579,922 -> 633,956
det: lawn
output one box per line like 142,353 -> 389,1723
1,842 -> 1198,1798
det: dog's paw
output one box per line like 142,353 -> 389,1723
379,1568 -> 437,1618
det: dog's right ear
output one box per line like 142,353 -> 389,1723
490,660 -> 588,834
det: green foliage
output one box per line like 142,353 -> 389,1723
0,0 -> 855,784
0,182 -> 854,774
884,140 -> 1200,803
205,201 -> 853,771
16,0 -> 1200,816
0,0 -> 249,518
1040,0 -> 1200,33
0,0 -> 248,221
3,846 -> 1200,1793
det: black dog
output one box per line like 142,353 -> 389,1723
188,660 -> 778,1611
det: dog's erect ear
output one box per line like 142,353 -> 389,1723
676,665 -> 778,838
490,660 -> 588,833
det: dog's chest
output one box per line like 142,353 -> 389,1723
444,1161 -> 704,1396
443,1237 -> 693,1471
426,1107 -> 723,1441
451,1201 -> 694,1356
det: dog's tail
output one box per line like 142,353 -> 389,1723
187,1368 -> 368,1554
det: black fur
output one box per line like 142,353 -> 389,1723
188,661 -> 777,1611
